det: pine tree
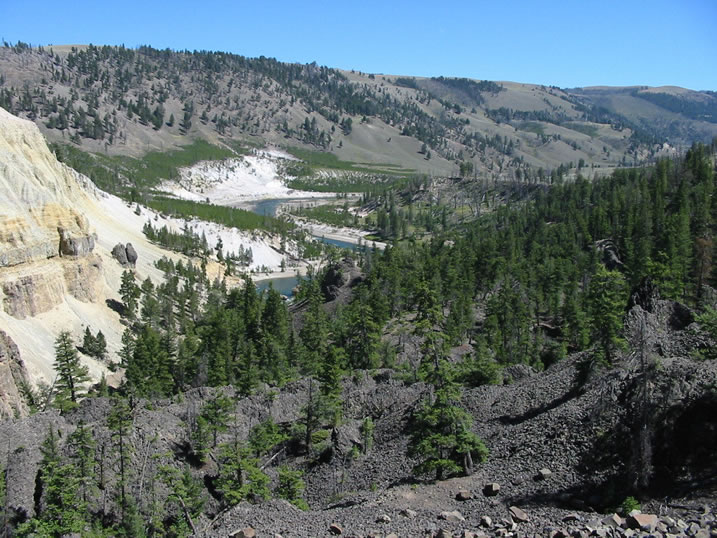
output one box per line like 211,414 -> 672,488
260,284 -> 290,383
17,429 -> 87,536
587,264 -> 627,364
360,417 -> 374,454
125,325 -> 173,397
344,298 -> 380,370
118,328 -> 135,367
298,285 -> 330,451
67,421 -> 97,504
318,346 -> 345,427
409,359 -> 488,480
53,330 -> 90,412
248,418 -> 287,458
120,270 -> 141,319
95,330 -> 107,361
159,465 -> 204,536
277,466 -> 308,510
216,434 -> 270,507
409,282 -> 488,480
140,276 -> 160,328
198,392 -> 233,448
695,307 -> 717,360
83,326 -> 97,356
107,397 -> 133,525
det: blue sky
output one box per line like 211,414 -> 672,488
1,0 -> 715,90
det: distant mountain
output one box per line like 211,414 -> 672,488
569,85 -> 717,147
1,42 -> 715,180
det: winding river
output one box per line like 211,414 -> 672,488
245,197 -> 367,297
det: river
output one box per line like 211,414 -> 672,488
243,197 -> 369,252
245,197 -> 377,296
256,275 -> 300,297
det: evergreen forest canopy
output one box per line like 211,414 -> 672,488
11,141 -> 717,536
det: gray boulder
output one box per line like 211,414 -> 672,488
112,243 -> 138,267
111,243 -> 129,265
125,243 -> 138,265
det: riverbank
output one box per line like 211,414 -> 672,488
239,195 -> 386,250
292,217 -> 387,250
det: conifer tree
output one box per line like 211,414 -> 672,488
18,429 -> 87,535
120,270 -> 141,319
248,418 -> 287,458
298,284 -> 330,451
344,298 -> 380,370
53,330 -> 90,412
198,392 -> 233,448
216,433 -> 270,507
277,466 -> 308,510
409,359 -> 488,480
159,465 -> 204,536
82,326 -> 97,356
95,330 -> 107,361
67,421 -> 97,504
587,264 -> 627,364
107,397 -> 133,525
125,325 -> 173,397
408,280 -> 488,480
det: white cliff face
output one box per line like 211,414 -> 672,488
161,149 -> 327,204
0,109 -> 294,412
0,108 -> 112,407
0,107 -> 95,268
0,108 -> 103,322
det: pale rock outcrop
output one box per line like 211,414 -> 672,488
63,254 -> 103,303
0,330 -> 29,418
2,262 -> 67,318
0,108 -> 103,320
58,226 -> 96,257
0,107 -> 94,269
0,108 -> 182,403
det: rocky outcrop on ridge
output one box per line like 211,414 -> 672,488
0,107 -> 102,319
0,330 -> 29,418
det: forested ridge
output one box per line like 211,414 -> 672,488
4,144 -> 717,536
4,40 -> 716,186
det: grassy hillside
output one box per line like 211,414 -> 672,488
2,42 -> 714,185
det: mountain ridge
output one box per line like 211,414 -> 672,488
2,42 -> 714,184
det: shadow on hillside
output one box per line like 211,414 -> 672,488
105,298 -> 124,316
497,386 -> 582,426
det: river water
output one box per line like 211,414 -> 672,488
246,198 -> 363,297
256,275 -> 300,297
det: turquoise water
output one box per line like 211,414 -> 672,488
315,236 -> 363,251
250,198 -> 286,217
246,198 -> 363,251
256,275 -> 299,297
248,198 -> 369,296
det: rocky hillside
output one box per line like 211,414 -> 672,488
2,43 -> 714,181
1,280 -> 715,537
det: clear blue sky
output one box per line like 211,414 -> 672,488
2,0 -> 715,90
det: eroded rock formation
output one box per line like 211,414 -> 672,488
0,330 -> 29,418
0,108 -> 102,319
